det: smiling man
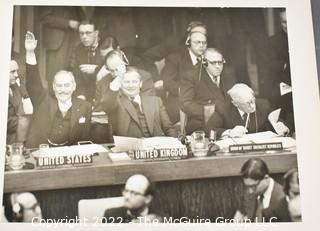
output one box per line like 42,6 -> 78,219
100,67 -> 177,138
24,31 -> 91,148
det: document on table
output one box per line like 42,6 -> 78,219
32,144 -> 109,157
113,136 -> 184,152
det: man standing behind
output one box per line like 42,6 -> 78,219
161,25 -> 207,124
104,174 -> 162,223
100,67 -> 177,138
69,20 -> 104,102
234,158 -> 285,222
180,48 -> 236,134
24,32 -> 91,148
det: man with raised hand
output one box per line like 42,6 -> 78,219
24,31 -> 91,148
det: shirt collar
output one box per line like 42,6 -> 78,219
58,99 -> 72,113
258,177 -> 274,209
127,207 -> 149,218
206,70 -> 220,87
237,108 -> 246,118
188,49 -> 198,66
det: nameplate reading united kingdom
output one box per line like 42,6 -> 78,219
133,147 -> 188,161
229,142 -> 283,153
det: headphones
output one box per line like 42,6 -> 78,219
185,30 -> 207,48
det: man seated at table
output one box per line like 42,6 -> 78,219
24,31 -> 91,148
205,83 -> 289,138
234,158 -> 285,222
103,174 -> 162,223
100,67 -> 177,138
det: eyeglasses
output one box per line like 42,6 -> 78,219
244,179 -> 262,190
207,59 -> 226,66
122,188 -> 145,197
191,40 -> 207,46
79,31 -> 94,36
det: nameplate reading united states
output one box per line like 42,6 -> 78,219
133,147 -> 188,161
31,144 -> 109,168
229,142 -> 283,153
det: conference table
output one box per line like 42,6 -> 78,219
3,145 -> 298,221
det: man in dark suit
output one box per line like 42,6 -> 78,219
162,30 -> 207,123
69,20 -> 105,102
205,84 -> 289,138
24,32 -> 91,148
234,158 -> 286,222
104,174 -> 162,223
100,67 -> 177,138
270,168 -> 301,222
7,60 -> 33,144
180,48 -> 237,134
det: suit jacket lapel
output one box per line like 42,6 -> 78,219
119,95 -> 140,125
230,105 -> 245,127
202,71 -> 223,99
141,96 -> 155,135
70,99 -> 82,131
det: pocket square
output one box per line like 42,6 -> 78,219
79,116 -> 86,123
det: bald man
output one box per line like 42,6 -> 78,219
103,174 -> 162,223
24,32 -> 91,148
180,48 -> 237,134
205,84 -> 273,138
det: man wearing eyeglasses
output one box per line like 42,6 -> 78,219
69,20 -> 105,102
103,174 -> 162,223
161,27 -> 208,124
234,158 -> 285,222
205,83 -> 289,138
180,48 -> 237,134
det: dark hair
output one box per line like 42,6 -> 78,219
240,158 -> 269,180
100,36 -> 119,50
79,20 -> 96,31
283,168 -> 299,196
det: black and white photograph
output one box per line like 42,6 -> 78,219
0,0 -> 319,230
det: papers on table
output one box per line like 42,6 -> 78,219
108,152 -> 131,162
32,144 -> 109,157
112,136 -> 184,152
215,131 -> 296,151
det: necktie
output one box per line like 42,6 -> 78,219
255,195 -> 264,222
130,97 -> 142,113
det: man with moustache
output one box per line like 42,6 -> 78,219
24,32 -> 91,148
